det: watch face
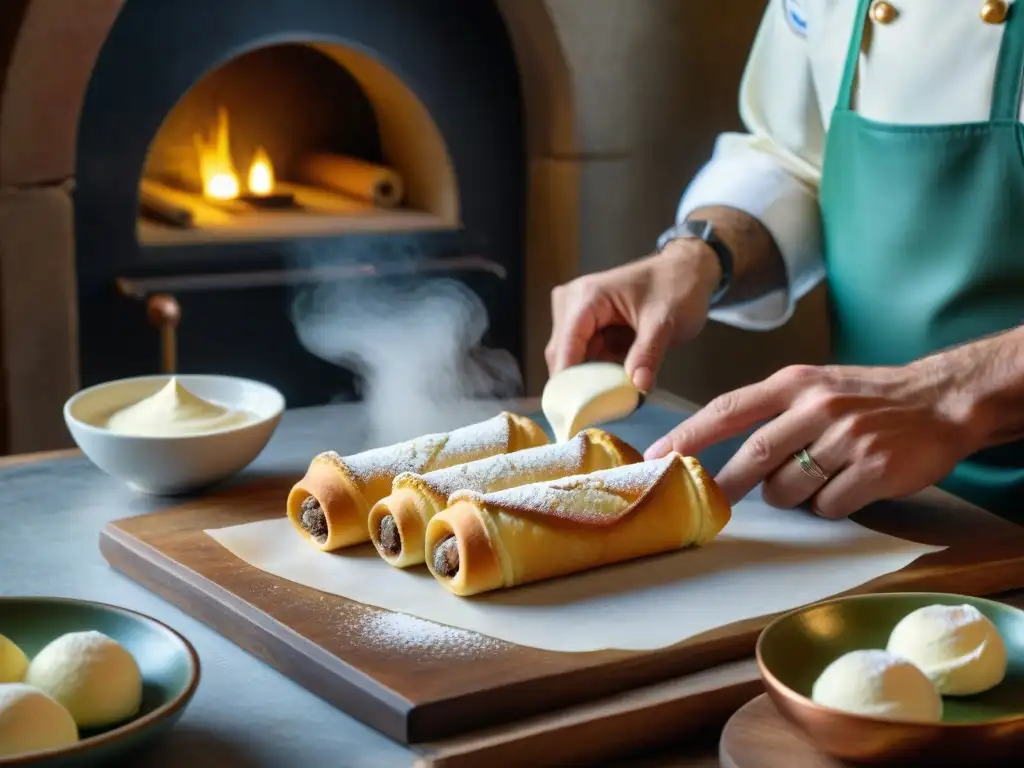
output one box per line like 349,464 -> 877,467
683,220 -> 712,240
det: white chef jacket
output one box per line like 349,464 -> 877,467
679,0 -> 1019,330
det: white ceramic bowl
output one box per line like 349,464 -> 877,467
64,374 -> 285,495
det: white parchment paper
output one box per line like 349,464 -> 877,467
205,489 -> 944,653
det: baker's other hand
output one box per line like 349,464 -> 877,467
545,239 -> 722,393
644,360 -> 983,519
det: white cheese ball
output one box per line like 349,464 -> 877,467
887,603 -> 1007,696
0,683 -> 78,757
811,648 -> 943,723
25,631 -> 142,728
0,634 -> 28,683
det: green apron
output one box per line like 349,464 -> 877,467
819,0 -> 1024,521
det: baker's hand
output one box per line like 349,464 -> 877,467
545,240 -> 721,392
644,361 -> 981,518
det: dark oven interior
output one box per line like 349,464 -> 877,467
75,0 -> 525,408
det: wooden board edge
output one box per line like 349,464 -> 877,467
405,630 -> 758,742
874,554 -> 1024,598
412,661 -> 762,768
97,521 -> 418,744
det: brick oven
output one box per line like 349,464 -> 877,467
1,0 -> 818,456
77,0 -> 528,417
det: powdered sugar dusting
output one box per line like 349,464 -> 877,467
449,454 -> 677,524
406,430 -> 591,500
340,413 -> 519,485
905,603 -> 985,632
341,434 -> 447,483
355,610 -> 503,657
433,413 -> 513,464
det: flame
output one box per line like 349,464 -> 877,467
194,107 -> 240,200
247,146 -> 275,196
193,107 -> 276,200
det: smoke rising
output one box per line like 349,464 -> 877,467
289,262 -> 523,447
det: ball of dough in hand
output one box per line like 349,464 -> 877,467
0,683 -> 78,757
0,634 -> 28,683
25,631 -> 142,728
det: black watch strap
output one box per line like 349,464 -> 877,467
656,219 -> 733,305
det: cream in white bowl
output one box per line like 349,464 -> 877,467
64,374 -> 285,495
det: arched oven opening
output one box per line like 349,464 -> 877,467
138,42 -> 459,244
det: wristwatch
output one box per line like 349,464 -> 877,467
656,219 -> 733,306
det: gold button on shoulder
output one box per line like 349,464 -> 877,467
871,1 -> 898,24
980,0 -> 1009,24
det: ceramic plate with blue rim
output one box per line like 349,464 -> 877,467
0,596 -> 199,766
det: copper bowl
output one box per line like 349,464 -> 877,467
755,592 -> 1024,766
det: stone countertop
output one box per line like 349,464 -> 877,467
1,394 -> 738,767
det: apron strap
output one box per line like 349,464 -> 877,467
836,0 -> 875,111
991,2 -> 1024,121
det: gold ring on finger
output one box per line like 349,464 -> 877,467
794,448 -> 830,482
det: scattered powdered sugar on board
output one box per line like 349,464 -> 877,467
355,610 -> 504,657
337,413 -> 517,485
414,431 -> 589,499
450,454 -> 677,524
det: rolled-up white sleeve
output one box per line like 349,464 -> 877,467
677,0 -> 827,331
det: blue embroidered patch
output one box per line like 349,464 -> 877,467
783,0 -> 809,38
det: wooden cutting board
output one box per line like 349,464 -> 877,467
98,472 -> 1024,748
719,695 -> 845,768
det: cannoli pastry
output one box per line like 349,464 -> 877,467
424,452 -> 730,596
287,412 -> 548,551
368,428 -> 642,567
